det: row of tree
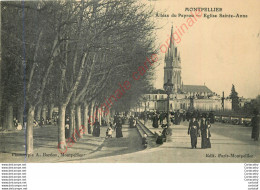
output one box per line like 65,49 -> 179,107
0,0 -> 157,154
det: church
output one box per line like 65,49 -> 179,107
142,26 -> 232,112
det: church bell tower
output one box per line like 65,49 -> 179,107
164,26 -> 182,93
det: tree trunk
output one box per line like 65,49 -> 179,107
83,104 -> 89,131
69,105 -> 75,140
36,105 -> 42,121
91,103 -> 96,125
58,105 -> 66,150
0,89 -> 2,129
0,2 -> 2,129
26,105 -> 35,155
76,105 -> 82,134
41,104 -> 47,124
6,102 -> 14,130
3,106 -> 7,129
98,108 -> 101,124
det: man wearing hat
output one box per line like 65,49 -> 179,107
188,117 -> 199,149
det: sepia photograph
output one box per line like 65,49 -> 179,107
0,0 -> 259,163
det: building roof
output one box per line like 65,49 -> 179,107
147,85 -> 213,95
182,85 -> 212,93
149,89 -> 166,94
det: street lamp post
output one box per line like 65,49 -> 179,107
164,79 -> 174,134
138,102 -> 141,116
190,95 -> 194,110
142,96 -> 147,124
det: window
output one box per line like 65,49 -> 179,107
155,95 -> 157,100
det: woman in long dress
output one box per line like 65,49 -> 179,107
201,118 -> 211,148
129,116 -> 134,128
205,120 -> 211,148
115,118 -> 123,138
200,118 -> 207,148
152,113 -> 159,128
92,118 -> 100,137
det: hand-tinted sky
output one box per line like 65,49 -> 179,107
143,0 -> 260,99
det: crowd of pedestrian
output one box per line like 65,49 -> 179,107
138,109 -> 214,148
89,114 -> 125,138
58,107 -> 260,150
144,109 -> 215,129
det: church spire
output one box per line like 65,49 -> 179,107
165,25 -> 175,62
164,25 -> 182,90
170,25 -> 174,50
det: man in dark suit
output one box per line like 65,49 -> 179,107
188,117 -> 199,149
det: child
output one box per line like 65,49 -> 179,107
33,120 -> 39,127
133,118 -> 137,128
142,134 -> 148,148
16,123 -> 23,131
106,124 -> 113,138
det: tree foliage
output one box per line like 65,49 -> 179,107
1,0 -> 156,153
229,84 -> 239,111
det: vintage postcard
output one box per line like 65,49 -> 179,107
0,0 -> 259,163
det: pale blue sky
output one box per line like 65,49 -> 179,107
144,0 -> 260,99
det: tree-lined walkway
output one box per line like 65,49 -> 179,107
0,124 -> 144,163
1,1 -> 157,156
